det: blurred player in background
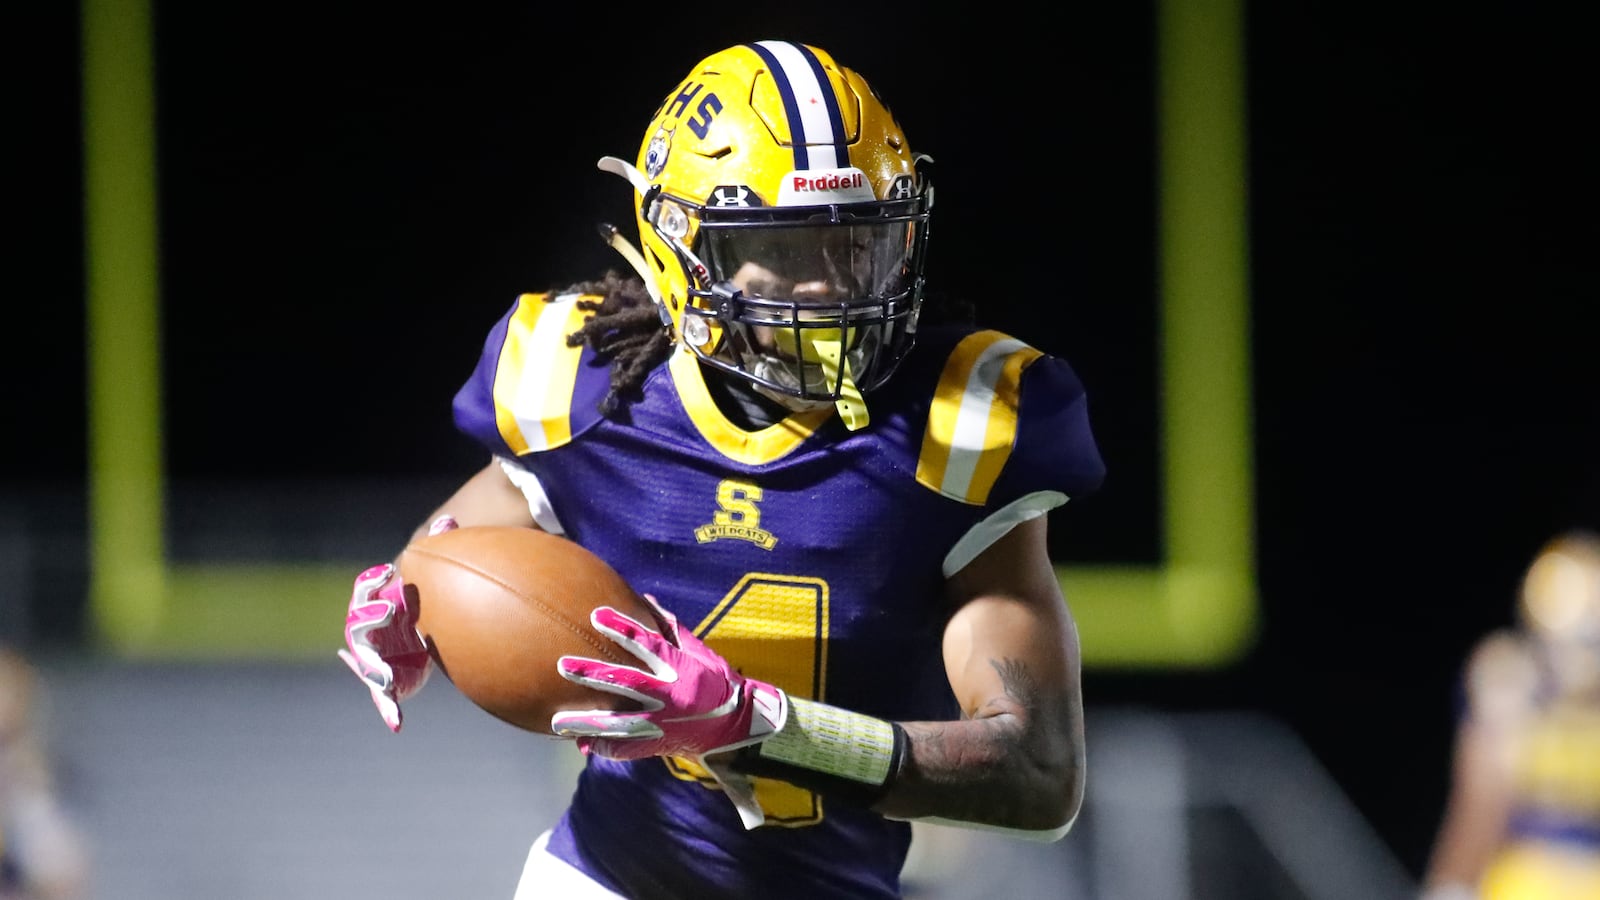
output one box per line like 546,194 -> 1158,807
0,648 -> 88,900
1421,530 -> 1600,900
339,40 -> 1106,899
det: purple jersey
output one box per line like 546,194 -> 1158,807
451,292 -> 1105,899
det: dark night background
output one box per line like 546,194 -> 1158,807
10,1 -> 1596,885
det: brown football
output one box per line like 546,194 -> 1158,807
397,525 -> 653,735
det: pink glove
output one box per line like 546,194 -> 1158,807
337,515 -> 455,731
551,595 -> 788,760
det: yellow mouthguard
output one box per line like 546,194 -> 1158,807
772,327 -> 870,430
804,334 -> 869,431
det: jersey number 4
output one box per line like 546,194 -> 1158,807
665,572 -> 830,827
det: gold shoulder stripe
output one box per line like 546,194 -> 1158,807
492,293 -> 591,454
916,330 -> 1042,504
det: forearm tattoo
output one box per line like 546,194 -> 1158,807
883,657 -> 1082,829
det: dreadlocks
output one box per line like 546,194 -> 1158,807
552,270 -> 673,418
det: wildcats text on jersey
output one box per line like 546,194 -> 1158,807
694,480 -> 778,550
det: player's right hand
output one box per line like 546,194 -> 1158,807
336,516 -> 455,732
550,593 -> 787,760
552,594 -> 788,829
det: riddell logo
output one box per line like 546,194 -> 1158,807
791,171 -> 864,192
777,167 -> 876,205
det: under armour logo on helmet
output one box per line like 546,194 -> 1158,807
709,185 -> 760,207
887,175 -> 916,201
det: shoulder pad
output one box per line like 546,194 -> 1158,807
451,292 -> 610,457
913,329 -> 1105,506
914,330 -> 1044,504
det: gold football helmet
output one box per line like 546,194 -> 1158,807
599,41 -> 933,428
1519,530 -> 1600,646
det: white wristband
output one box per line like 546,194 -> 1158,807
755,697 -> 898,785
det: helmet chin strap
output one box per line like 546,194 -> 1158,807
597,155 -> 652,193
597,155 -> 721,341
598,223 -> 673,329
595,157 -> 677,331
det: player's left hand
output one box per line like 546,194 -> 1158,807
551,594 -> 787,758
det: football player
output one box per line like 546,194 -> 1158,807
0,649 -> 88,900
340,40 -> 1107,899
1421,530 -> 1600,900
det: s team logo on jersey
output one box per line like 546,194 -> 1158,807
693,480 -> 777,550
